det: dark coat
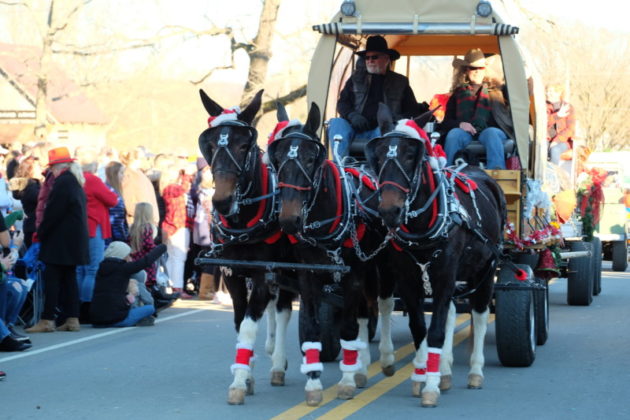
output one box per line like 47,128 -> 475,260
37,170 -> 90,266
12,178 -> 41,235
337,68 -> 419,129
90,244 -> 166,325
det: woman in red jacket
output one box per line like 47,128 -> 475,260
76,159 -> 118,319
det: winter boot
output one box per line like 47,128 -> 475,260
25,319 -> 56,333
198,273 -> 216,300
56,317 -> 80,332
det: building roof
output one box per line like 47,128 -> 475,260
0,43 -> 108,124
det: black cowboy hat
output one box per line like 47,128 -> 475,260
356,35 -> 401,61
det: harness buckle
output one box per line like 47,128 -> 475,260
386,145 -> 397,158
238,233 -> 250,242
288,145 -> 298,158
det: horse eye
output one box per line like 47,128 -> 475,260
239,144 -> 248,153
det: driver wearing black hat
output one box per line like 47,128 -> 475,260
328,35 -> 422,159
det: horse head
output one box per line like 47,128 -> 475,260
198,89 -> 263,216
267,102 -> 324,235
365,103 -> 430,228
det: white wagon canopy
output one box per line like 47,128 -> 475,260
307,0 -> 548,179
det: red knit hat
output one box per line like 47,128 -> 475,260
47,147 -> 74,166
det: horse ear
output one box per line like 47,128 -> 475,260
276,101 -> 289,122
377,102 -> 394,134
303,102 -> 321,137
413,105 -> 438,128
199,89 -> 223,116
239,89 -> 264,124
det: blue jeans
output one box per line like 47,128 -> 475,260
0,319 -> 10,340
76,225 -> 104,302
549,142 -> 570,165
327,117 -> 381,159
0,278 -> 28,325
94,305 -> 155,328
444,127 -> 509,169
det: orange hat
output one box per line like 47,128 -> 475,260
47,146 -> 74,166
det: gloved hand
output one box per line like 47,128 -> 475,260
347,112 -> 371,132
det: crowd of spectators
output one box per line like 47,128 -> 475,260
0,141 -> 224,380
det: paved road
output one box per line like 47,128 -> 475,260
2,261 -> 629,419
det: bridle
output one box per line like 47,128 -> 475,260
268,131 -> 327,194
366,132 -> 451,243
202,120 -> 262,217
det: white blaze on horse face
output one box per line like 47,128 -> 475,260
469,308 -> 490,378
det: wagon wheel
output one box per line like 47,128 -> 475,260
494,265 -> 536,367
611,237 -> 628,272
567,241 -> 593,306
298,299 -> 342,362
590,237 -> 603,295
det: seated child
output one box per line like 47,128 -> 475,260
90,241 -> 166,328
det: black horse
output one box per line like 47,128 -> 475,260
267,102 -> 396,405
365,104 -> 507,407
198,89 -> 296,405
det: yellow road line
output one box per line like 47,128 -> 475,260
316,314 -> 496,420
271,314 -> 470,420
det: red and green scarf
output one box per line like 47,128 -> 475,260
454,83 -> 491,132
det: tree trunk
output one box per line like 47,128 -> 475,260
34,0 -> 55,140
240,0 -> 281,107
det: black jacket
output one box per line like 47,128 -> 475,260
12,178 -> 41,234
90,244 -> 166,325
38,170 -> 90,266
337,69 -> 419,129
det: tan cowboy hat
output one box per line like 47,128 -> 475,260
453,48 -> 487,69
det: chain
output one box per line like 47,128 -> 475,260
415,261 -> 433,296
326,247 -> 344,282
351,224 -> 392,262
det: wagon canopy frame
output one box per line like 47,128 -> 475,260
307,0 -> 548,180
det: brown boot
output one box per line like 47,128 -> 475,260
198,273 -> 215,300
25,319 -> 55,333
56,317 -> 80,332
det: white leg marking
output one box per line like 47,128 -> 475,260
469,308 -> 489,377
265,301 -> 276,356
357,318 -> 370,377
305,377 -> 323,392
439,301 -> 456,377
230,317 -> 258,390
270,308 -> 291,373
424,374 -> 441,394
378,297 -> 395,369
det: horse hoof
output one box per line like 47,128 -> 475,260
467,374 -> 483,389
270,371 -> 285,386
305,390 -> 323,406
439,375 -> 452,391
382,365 -> 396,377
354,373 -> 368,388
421,391 -> 439,408
227,388 -> 246,405
337,385 -> 356,400
246,378 -> 255,395
411,381 -> 424,397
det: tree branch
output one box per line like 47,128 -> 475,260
189,65 -> 235,85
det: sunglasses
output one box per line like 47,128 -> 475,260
365,54 -> 384,61
467,66 -> 485,71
